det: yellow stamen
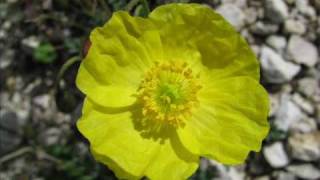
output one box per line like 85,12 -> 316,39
137,61 -> 202,128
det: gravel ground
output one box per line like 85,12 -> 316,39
0,0 -> 319,179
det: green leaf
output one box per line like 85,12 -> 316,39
33,42 -> 57,64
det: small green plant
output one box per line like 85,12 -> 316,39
33,42 -> 57,64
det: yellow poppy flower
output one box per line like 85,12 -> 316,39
76,3 -> 270,180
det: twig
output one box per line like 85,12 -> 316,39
0,147 -> 33,165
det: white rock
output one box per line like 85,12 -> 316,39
0,49 -> 13,69
292,93 -> 314,114
33,94 -> 51,109
273,171 -> 296,180
266,35 -> 287,52
287,164 -> 320,179
244,7 -> 258,25
217,4 -> 245,30
297,77 -> 320,102
284,19 -> 306,35
288,35 -> 318,67
288,131 -> 320,161
265,0 -> 289,23
209,160 -> 245,180
21,36 -> 40,49
1,92 -> 31,126
260,46 -> 301,83
221,0 -> 247,8
38,128 -> 62,147
290,116 -> 317,133
295,0 -> 316,19
274,94 -> 304,131
250,21 -> 279,35
263,142 -> 289,168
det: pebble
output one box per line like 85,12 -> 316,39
266,35 -> 287,52
290,116 -> 317,133
265,0 -> 289,23
287,164 -> 320,179
295,0 -> 316,19
221,0 -> 247,8
38,127 -> 62,147
284,19 -> 306,35
217,3 -> 245,30
288,35 -> 318,67
274,94 -> 304,131
297,77 -> 320,102
288,131 -> 320,161
263,142 -> 289,168
250,21 -> 279,35
260,46 -> 300,83
21,36 -> 40,49
0,110 -> 22,155
273,171 -> 296,180
291,93 -> 314,114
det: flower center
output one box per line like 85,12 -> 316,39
137,61 -> 202,128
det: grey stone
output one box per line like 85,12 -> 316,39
21,36 -> 40,49
0,49 -> 14,69
274,94 -> 304,131
287,164 -> 320,179
263,142 -> 289,168
266,35 -> 287,52
297,77 -> 320,102
33,94 -> 51,109
295,0 -> 316,19
221,0 -> 247,8
288,131 -> 320,161
290,116 -> 317,133
260,46 -> 301,83
265,0 -> 289,23
0,92 -> 30,127
244,8 -> 258,25
250,21 -> 279,35
0,110 -> 22,155
292,93 -> 314,114
284,19 -> 306,35
38,127 -> 62,147
217,4 -> 245,30
273,171 -> 296,180
288,35 -> 318,67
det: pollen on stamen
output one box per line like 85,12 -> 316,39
137,61 -> 202,128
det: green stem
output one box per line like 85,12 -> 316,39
56,56 -> 81,88
125,0 -> 140,12
140,0 -> 150,15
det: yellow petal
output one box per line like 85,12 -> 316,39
77,99 -> 198,179
150,3 -> 259,80
178,76 -> 269,164
76,11 -> 165,107
76,64 -> 136,107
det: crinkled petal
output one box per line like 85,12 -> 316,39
178,76 -> 269,164
76,64 -> 136,107
77,99 -> 198,180
149,3 -> 259,80
76,11 -> 164,107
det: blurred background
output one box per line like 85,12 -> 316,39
0,0 -> 319,179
